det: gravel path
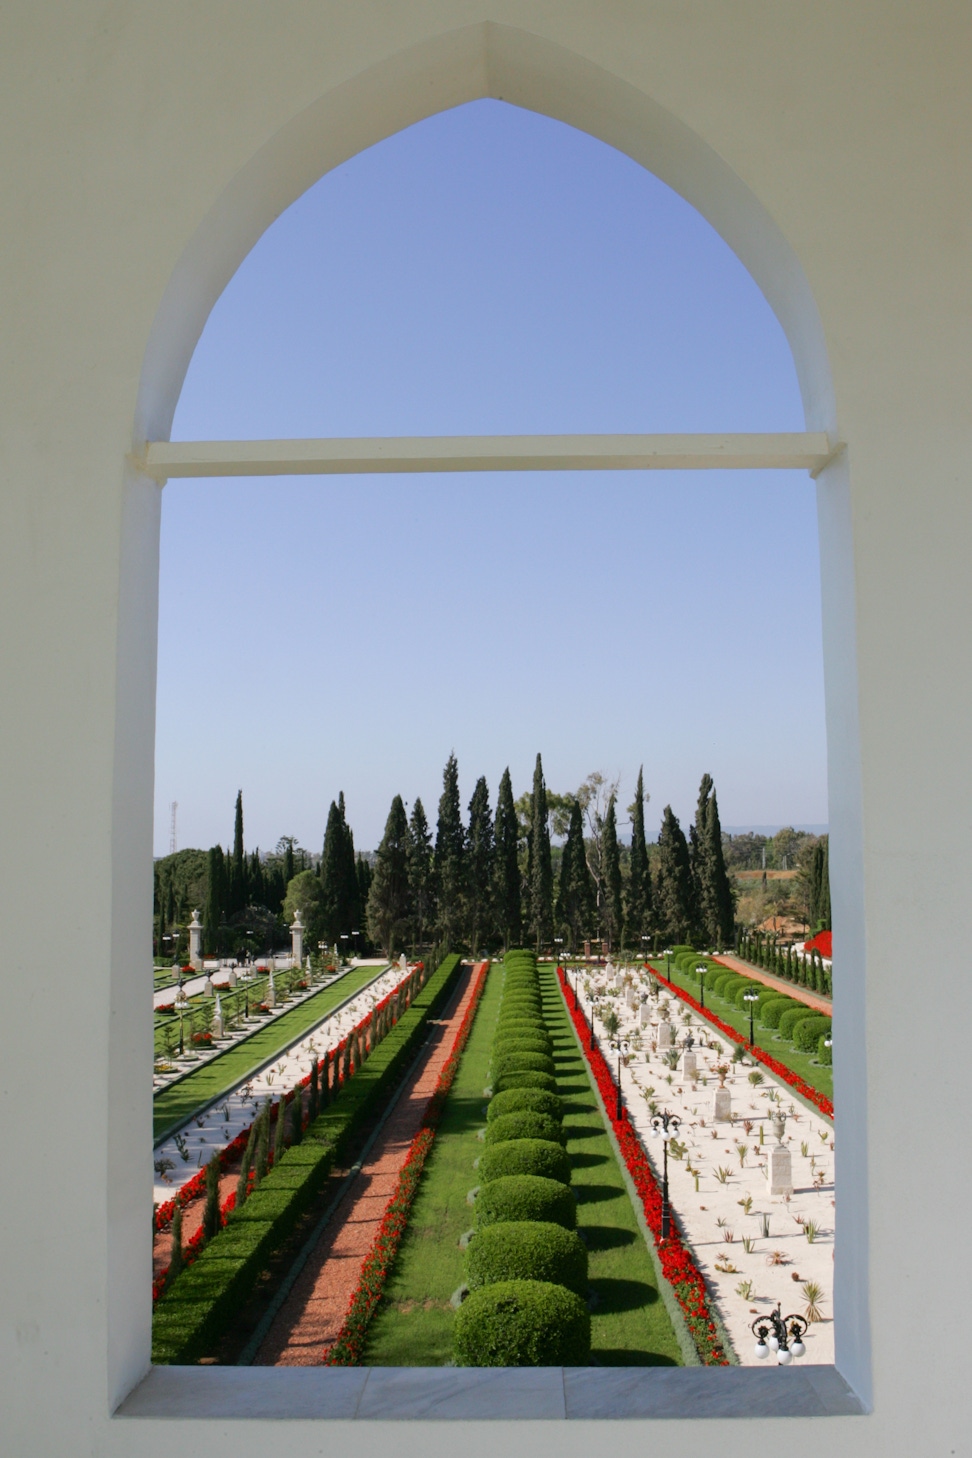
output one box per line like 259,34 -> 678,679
709,954 -> 832,1014
254,962 -> 481,1366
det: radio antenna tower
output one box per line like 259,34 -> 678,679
169,801 -> 178,855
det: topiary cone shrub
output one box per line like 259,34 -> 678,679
479,1138 -> 571,1187
486,1087 -> 563,1124
483,1110 -> 564,1148
465,1221 -> 588,1297
491,1051 -> 556,1081
493,1070 -> 558,1097
476,1174 -> 576,1230
453,1280 -> 590,1366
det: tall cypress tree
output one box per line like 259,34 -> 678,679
555,797 -> 594,950
624,766 -> 653,952
338,792 -> 361,935
493,768 -> 522,949
656,805 -> 695,944
366,795 -> 410,956
433,752 -> 466,948
248,848 -> 265,908
465,776 -> 494,955
407,797 -> 434,947
230,790 -> 246,913
690,774 -> 734,947
204,845 -> 227,954
529,754 -> 553,951
601,794 -> 623,951
819,836 -> 831,930
319,800 -> 345,944
355,856 -> 373,942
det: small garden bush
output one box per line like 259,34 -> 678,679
486,1088 -> 562,1124
490,1033 -> 553,1061
760,997 -> 797,1029
817,1032 -> 833,1065
465,1222 -> 588,1297
779,1006 -> 812,1041
493,1069 -> 558,1096
483,1111 -> 564,1147
453,1280 -> 591,1366
495,1013 -> 548,1038
479,1138 -> 571,1187
498,999 -> 544,1019
476,1174 -> 576,1230
492,1051 -> 556,1081
713,972 -> 741,998
793,1015 -> 832,1052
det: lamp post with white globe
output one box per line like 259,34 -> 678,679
650,1110 -> 681,1239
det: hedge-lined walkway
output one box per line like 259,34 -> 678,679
712,954 -> 832,1014
152,964 -> 382,1144
254,963 -> 483,1366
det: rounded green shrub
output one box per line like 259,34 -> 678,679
492,1052 -> 556,1081
479,1138 -> 571,1187
779,1006 -> 812,1040
499,997 -> 544,1016
486,1087 -> 563,1124
494,1018 -> 549,1041
484,1111 -> 564,1147
716,975 -> 747,1002
465,1221 -> 588,1297
713,972 -> 740,998
493,1070 -> 558,1096
491,1033 -> 553,1061
817,1032 -> 833,1065
453,1279 -> 590,1366
760,997 -> 796,1029
793,1015 -> 832,1052
476,1174 -> 576,1230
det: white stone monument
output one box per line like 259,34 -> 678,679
211,992 -> 224,1040
766,1113 -> 793,1195
640,1002 -> 651,1027
680,1049 -> 698,1081
657,1018 -> 673,1051
226,968 -> 237,988
202,974 -> 213,996
290,908 -> 304,968
266,970 -> 276,1009
188,908 -> 203,972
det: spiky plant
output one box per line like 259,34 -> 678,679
802,1280 -> 825,1323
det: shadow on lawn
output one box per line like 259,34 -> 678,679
591,1276 -> 661,1312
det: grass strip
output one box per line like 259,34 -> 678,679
153,964 -> 382,1143
649,961 -> 833,1113
363,961 -> 682,1367
151,954 -> 462,1364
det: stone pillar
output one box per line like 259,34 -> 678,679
290,908 -> 304,968
713,1086 -> 732,1122
657,1019 -> 673,1052
212,993 -> 224,1040
640,1002 -> 651,1027
188,909 -> 203,972
266,970 -> 276,1009
680,1050 -> 698,1081
225,968 -> 237,988
767,1143 -> 793,1196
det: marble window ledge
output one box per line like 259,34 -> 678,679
118,1364 -> 866,1421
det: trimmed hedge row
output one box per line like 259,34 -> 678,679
456,950 -> 590,1366
152,953 -> 464,1364
704,967 -> 833,1064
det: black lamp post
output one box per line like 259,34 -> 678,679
650,1110 -> 681,1239
695,962 -> 707,1008
752,1304 -> 808,1364
743,986 -> 760,1046
609,1037 -> 629,1121
663,948 -> 672,983
553,936 -> 564,970
641,935 -> 650,965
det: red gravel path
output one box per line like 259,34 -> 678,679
254,962 -> 481,1366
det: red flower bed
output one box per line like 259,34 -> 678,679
323,961 -> 489,1365
558,967 -> 728,1366
804,930 -> 832,959
657,974 -> 834,1121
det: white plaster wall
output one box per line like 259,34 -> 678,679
1,4 -> 969,1453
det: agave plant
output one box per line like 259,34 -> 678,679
802,1280 -> 825,1323
748,1070 -> 764,1087
714,1165 -> 732,1185
735,1142 -> 749,1167
804,1219 -> 820,1243
742,1236 -> 756,1253
735,1279 -> 755,1301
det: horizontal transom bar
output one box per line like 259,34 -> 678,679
139,432 -> 838,482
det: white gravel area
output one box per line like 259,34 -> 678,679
576,965 -> 834,1365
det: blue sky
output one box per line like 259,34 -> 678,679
156,99 -> 825,857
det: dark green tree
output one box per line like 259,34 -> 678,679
338,792 -> 362,937
204,845 -> 228,953
690,774 -> 735,947
555,797 -> 594,949
528,754 -> 554,950
656,805 -> 695,944
465,776 -> 494,955
433,753 -> 466,948
407,797 -> 434,947
492,768 -> 522,949
601,794 -> 623,951
624,766 -> 653,953
355,856 -> 373,946
230,790 -> 247,913
319,799 -> 348,944
366,794 -> 411,955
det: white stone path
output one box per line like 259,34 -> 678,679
574,966 -> 835,1365
153,961 -> 419,1205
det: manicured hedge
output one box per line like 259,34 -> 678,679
465,1221 -> 588,1297
793,1015 -> 832,1053
486,1087 -> 563,1124
495,1013 -> 548,1037
484,1110 -> 564,1148
479,1138 -> 572,1187
491,1051 -> 556,1081
778,1005 -> 811,1041
475,1174 -> 576,1231
152,952 -> 463,1364
760,997 -> 797,1029
453,1280 -> 591,1366
817,1033 -> 833,1065
490,1033 -> 553,1061
713,972 -> 741,998
493,1069 -> 558,1096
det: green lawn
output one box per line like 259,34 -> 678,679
363,960 -> 682,1367
650,961 -> 833,1106
152,964 -> 384,1144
